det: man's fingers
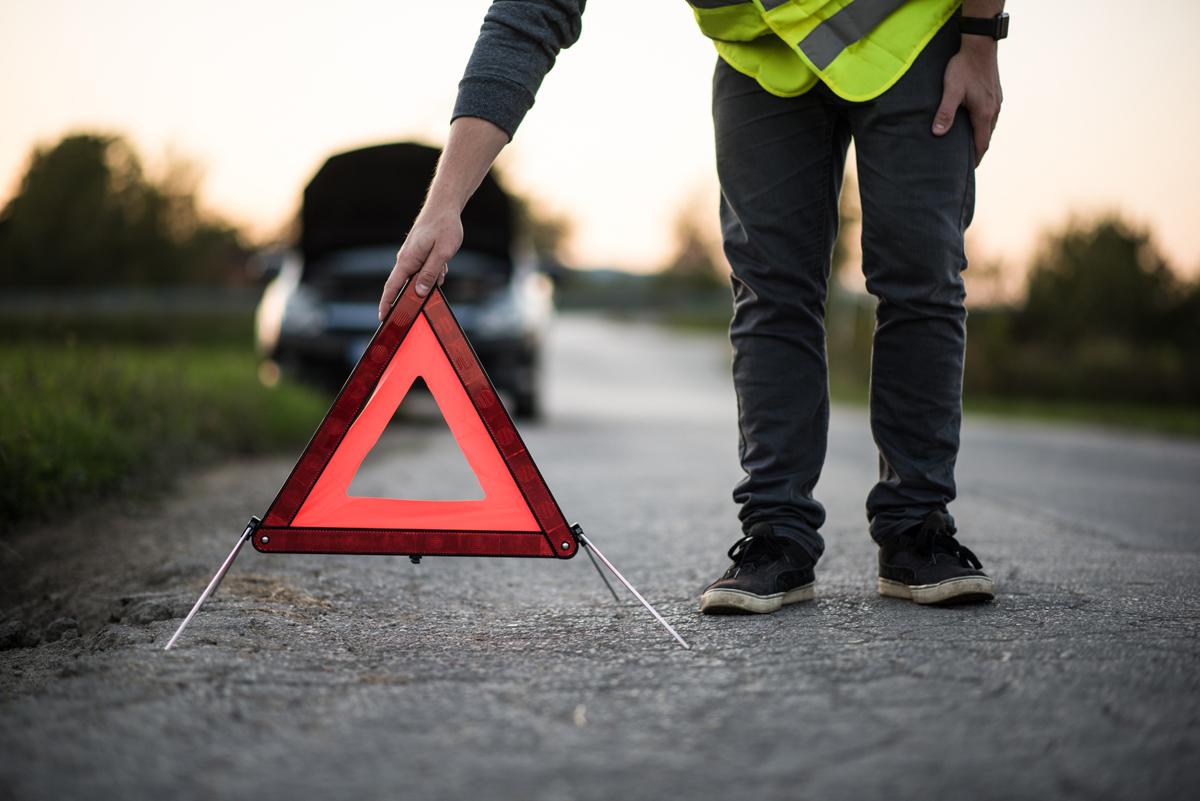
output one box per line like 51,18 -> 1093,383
413,246 -> 456,297
378,272 -> 404,321
413,263 -> 443,297
969,106 -> 996,167
378,256 -> 417,320
378,238 -> 430,319
932,81 -> 963,136
973,124 -> 990,167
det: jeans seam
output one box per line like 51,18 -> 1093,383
959,127 -> 976,236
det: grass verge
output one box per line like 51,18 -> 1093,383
0,343 -> 327,534
656,309 -> 1199,439
828,378 -> 1200,438
960,396 -> 1200,438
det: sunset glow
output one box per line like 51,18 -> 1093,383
3,1 -> 1198,277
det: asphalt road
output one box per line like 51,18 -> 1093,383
2,313 -> 1198,801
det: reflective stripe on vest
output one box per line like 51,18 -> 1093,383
797,0 -> 907,69
688,0 -> 960,101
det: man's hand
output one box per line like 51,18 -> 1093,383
377,116 -> 509,320
932,35 -> 1003,166
377,208 -> 463,320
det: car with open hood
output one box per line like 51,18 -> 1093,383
253,142 -> 551,418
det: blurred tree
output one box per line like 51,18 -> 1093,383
1170,280 -> 1200,351
509,193 -> 574,268
963,232 -> 1013,306
0,132 -> 246,288
1019,214 -> 1180,345
662,192 -> 727,290
826,174 -> 869,377
831,173 -> 861,283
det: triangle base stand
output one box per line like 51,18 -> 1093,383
164,516 -> 261,650
164,520 -> 690,651
573,525 -> 690,649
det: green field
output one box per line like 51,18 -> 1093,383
3,301 -> 1194,537
0,342 -> 327,534
664,306 -> 1200,439
828,378 -> 1200,438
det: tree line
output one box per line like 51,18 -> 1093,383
0,133 -> 246,288
657,181 -> 1200,407
3,131 -> 1196,405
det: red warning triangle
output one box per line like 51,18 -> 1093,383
254,281 -> 577,559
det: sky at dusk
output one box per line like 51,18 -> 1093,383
3,1 -> 1199,280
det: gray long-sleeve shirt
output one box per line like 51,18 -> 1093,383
451,0 -> 587,140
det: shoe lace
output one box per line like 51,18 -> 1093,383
725,531 -> 787,577
915,514 -> 982,569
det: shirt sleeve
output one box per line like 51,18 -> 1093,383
451,0 -> 587,140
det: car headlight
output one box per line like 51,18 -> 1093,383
281,286 -> 326,336
473,289 -> 524,338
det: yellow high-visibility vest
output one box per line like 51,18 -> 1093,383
689,0 -> 961,100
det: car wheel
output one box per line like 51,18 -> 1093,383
512,387 -> 542,421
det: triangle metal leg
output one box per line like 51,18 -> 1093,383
164,516 -> 260,651
581,534 -> 623,611
575,528 -> 690,650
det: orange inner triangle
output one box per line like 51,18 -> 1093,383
291,313 -> 540,532
346,377 -> 485,501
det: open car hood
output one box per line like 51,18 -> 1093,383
300,142 -> 514,273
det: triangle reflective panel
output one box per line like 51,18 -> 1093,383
253,280 -> 578,560
165,279 -> 691,652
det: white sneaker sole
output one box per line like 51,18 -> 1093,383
699,582 -> 816,615
878,576 -> 995,605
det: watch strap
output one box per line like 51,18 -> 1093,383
959,12 -> 1009,40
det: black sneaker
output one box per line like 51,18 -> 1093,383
878,511 -> 995,605
699,524 -> 816,615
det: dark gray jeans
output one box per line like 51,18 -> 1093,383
714,19 -> 975,561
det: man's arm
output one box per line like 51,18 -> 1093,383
932,0 -> 1004,166
377,117 -> 508,316
378,0 -> 586,318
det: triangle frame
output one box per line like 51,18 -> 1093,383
164,279 -> 690,652
252,280 -> 578,560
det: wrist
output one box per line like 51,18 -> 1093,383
423,186 -> 468,218
958,33 -> 998,57
961,0 -> 1004,16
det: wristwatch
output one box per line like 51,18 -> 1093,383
959,11 -> 1009,40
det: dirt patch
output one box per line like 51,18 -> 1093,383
221,574 -> 334,609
